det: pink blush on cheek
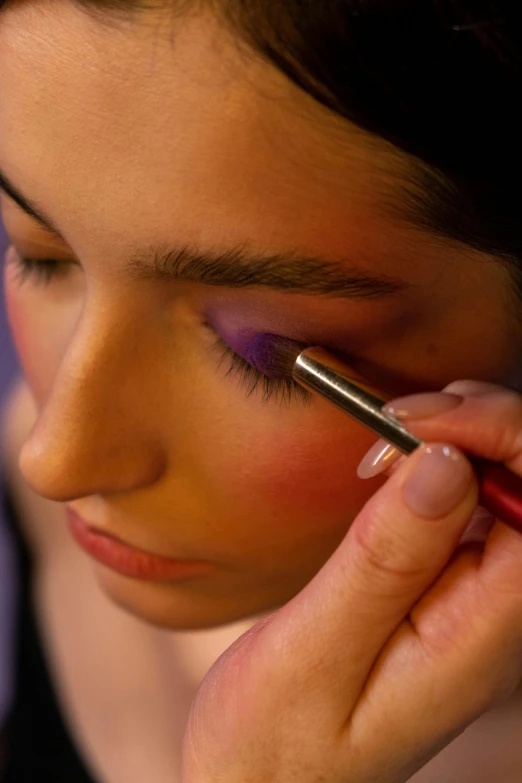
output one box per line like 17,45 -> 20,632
232,421 -> 384,527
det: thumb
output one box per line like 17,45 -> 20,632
259,443 -> 479,719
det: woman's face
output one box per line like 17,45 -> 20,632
1,2 -> 521,629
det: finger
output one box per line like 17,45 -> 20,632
255,442 -> 478,725
346,514 -> 522,769
384,384 -> 522,472
443,379 -> 514,397
458,504 -> 495,544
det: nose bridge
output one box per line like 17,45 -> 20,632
19,293 -> 167,501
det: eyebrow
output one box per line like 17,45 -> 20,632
0,168 -> 410,299
0,169 -> 62,236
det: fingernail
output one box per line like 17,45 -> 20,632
357,438 -> 401,479
384,392 -> 463,420
403,444 -> 473,519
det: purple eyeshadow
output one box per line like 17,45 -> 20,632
204,311 -> 306,380
245,333 -> 306,379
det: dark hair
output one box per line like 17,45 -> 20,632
4,1 -> 522,292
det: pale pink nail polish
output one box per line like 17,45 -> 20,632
357,439 -> 401,479
402,444 -> 472,518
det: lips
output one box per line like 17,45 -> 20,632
66,508 -> 212,582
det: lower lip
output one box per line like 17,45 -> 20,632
66,510 -> 213,582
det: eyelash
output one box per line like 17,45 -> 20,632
7,250 -> 70,286
212,334 -> 311,407
8,251 -> 310,406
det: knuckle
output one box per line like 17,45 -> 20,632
487,393 -> 522,458
350,504 -> 431,584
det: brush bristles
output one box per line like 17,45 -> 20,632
245,333 -> 307,379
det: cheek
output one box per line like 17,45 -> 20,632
4,252 -> 31,362
246,425 -> 380,522
204,400 -> 384,536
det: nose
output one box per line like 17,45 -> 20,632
19,301 -> 168,502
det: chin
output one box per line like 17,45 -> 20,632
92,562 -> 280,630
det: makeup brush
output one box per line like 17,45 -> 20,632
246,332 -> 522,534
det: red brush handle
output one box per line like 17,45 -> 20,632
473,458 -> 522,533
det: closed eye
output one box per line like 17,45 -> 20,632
211,332 -> 311,406
6,249 -> 74,286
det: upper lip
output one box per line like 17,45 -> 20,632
66,506 -> 205,563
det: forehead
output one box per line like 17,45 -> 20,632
0,1 -> 413,271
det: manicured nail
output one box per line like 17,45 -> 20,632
384,392 -> 463,421
403,444 -> 473,519
357,439 -> 401,479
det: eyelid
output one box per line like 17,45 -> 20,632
5,247 -> 77,286
207,327 -> 312,406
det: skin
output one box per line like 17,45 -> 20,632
1,0 -> 522,631
183,386 -> 522,782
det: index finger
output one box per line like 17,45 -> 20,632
383,383 -> 522,474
